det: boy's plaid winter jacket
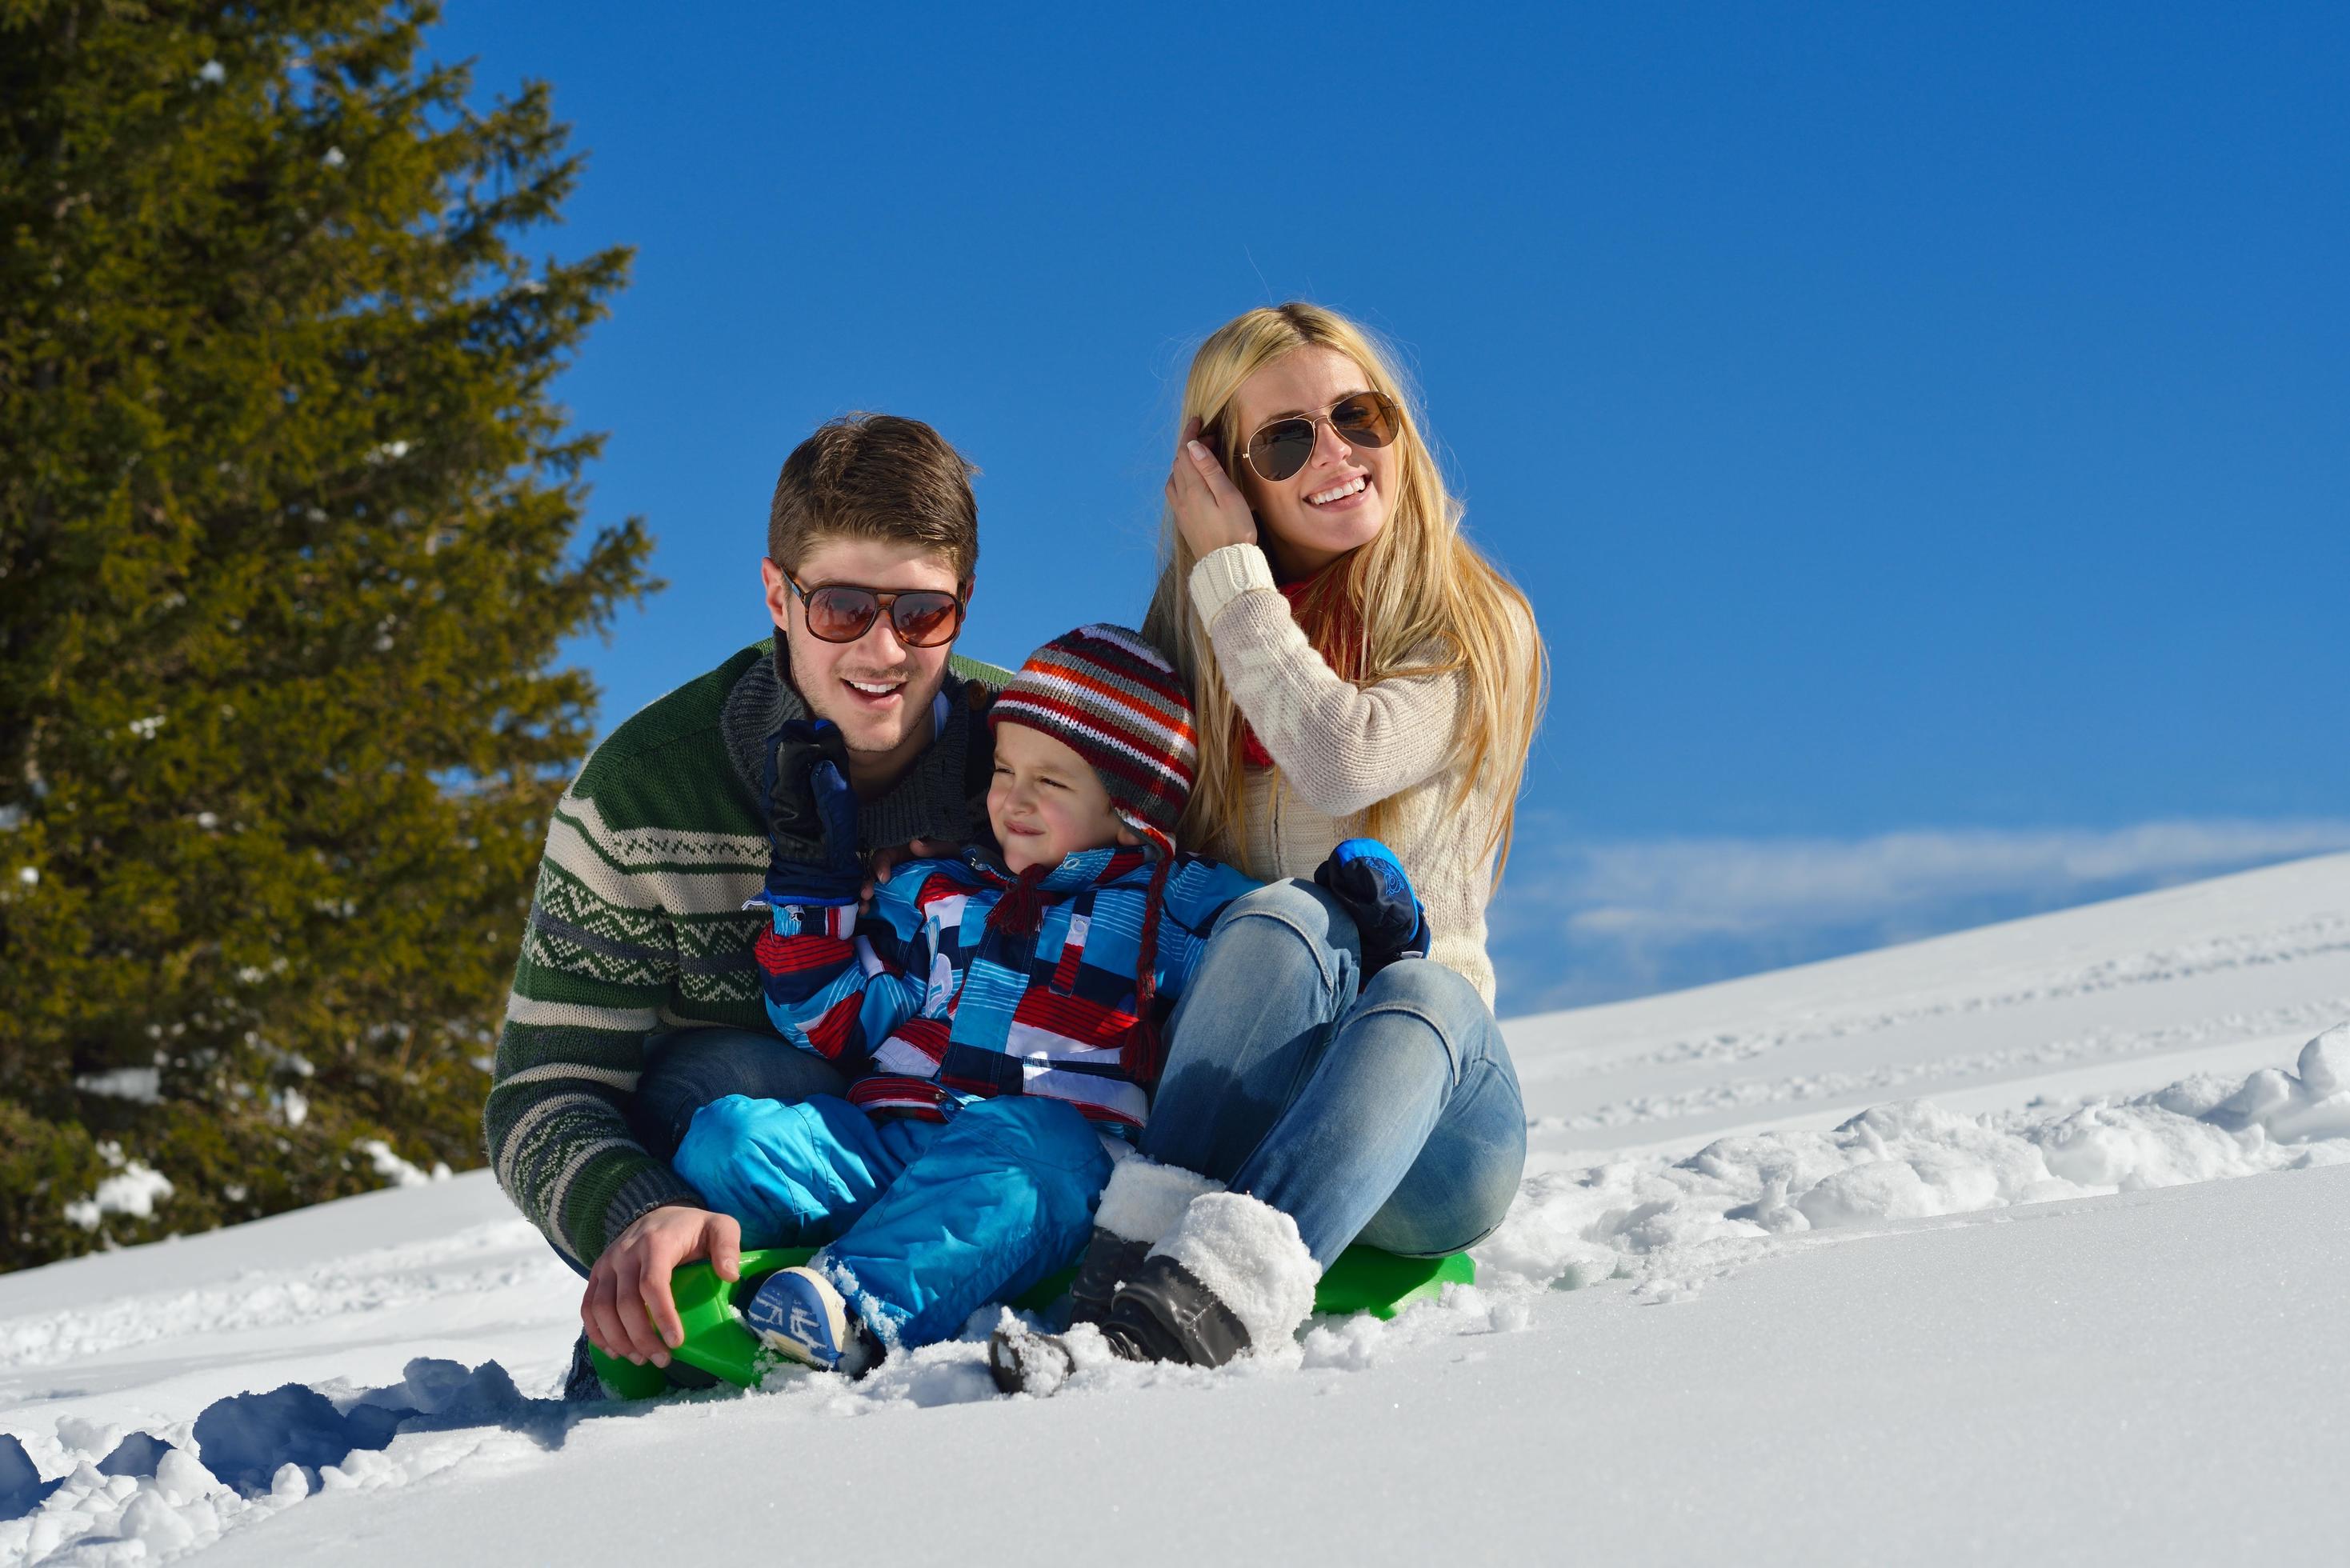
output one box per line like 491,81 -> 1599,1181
752,845 -> 1259,1134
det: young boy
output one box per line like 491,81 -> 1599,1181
670,624 -> 1424,1377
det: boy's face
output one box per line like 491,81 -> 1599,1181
761,536 -> 966,782
988,722 -> 1138,874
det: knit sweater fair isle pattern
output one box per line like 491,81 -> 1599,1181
1188,542 -> 1526,1009
484,642 -> 1007,1267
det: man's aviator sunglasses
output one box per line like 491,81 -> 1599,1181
783,570 -> 967,647
1222,390 -> 1403,483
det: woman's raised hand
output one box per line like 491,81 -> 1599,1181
1166,416 -> 1258,558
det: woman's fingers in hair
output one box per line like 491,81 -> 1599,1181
1167,437 -> 1253,558
1189,442 -> 1244,500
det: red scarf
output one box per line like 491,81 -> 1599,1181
1237,561 -> 1363,770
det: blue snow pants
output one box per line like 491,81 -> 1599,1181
672,1091 -> 1114,1350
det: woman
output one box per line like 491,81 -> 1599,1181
992,302 -> 1544,1388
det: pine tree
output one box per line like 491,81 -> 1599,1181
0,0 -> 653,1270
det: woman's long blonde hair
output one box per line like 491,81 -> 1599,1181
1143,302 -> 1546,885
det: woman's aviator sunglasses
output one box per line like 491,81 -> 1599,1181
783,570 -> 967,647
1229,390 -> 1403,483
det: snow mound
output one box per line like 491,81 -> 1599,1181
0,1358 -> 558,1562
194,1384 -> 406,1494
1483,1022 -> 2350,1301
62,1158 -> 174,1233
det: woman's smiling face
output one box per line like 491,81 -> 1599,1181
1228,346 -> 1395,580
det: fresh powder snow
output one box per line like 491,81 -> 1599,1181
3,851 -> 2347,1565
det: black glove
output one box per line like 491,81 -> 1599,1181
761,719 -> 862,908
1313,838 -> 1431,971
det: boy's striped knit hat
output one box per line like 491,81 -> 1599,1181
990,623 -> 1196,857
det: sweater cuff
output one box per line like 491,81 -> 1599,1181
1187,543 -> 1279,631
578,1155 -> 705,1264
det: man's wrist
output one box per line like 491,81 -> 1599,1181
592,1165 -> 704,1260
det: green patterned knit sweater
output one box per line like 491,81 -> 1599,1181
485,641 -> 1008,1267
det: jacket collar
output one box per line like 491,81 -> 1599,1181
962,842 -> 1150,896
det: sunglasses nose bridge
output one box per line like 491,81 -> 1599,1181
857,603 -> 909,656
1311,412 -> 1363,465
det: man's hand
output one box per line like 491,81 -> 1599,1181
763,719 -> 863,907
580,1204 -> 742,1369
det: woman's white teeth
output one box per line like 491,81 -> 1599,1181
1308,476 -> 1367,505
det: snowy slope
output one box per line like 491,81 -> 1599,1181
5,851 -> 2348,1566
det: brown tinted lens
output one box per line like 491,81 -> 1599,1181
1330,392 -> 1399,447
1247,418 -> 1317,481
804,586 -> 882,642
890,592 -> 963,646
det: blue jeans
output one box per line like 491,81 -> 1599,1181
1142,879 -> 1526,1269
675,1093 -> 1111,1349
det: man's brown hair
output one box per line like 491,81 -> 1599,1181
768,413 -> 979,582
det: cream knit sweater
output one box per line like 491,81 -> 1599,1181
1189,542 -> 1510,1008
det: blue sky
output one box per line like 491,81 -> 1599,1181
424,2 -> 2348,1013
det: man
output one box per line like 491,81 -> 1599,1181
483,414 -> 1005,1387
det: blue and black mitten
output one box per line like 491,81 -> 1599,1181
760,718 -> 863,908
1313,838 -> 1431,972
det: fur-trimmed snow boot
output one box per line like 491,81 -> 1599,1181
1068,1155 -> 1223,1326
990,1190 -> 1320,1395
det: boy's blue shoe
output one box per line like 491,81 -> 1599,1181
743,1266 -> 876,1377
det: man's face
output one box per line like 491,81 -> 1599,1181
761,536 -> 966,773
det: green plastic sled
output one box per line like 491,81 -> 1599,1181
588,1242 -> 1474,1398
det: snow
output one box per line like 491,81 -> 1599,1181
61,1161 -> 175,1234
2,850 -> 2346,1565
71,1067 -> 162,1105
354,1140 -> 452,1190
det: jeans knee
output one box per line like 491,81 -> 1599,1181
1219,878 -> 1358,942
1443,1063 -> 1529,1248
1362,1094 -> 1525,1256
1359,957 -> 1481,1017
1212,879 -> 1361,995
1347,961 -> 1488,1086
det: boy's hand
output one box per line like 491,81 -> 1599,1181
869,837 -> 958,893
862,837 -> 957,912
1314,838 -> 1431,970
581,1204 -> 743,1369
764,720 -> 863,907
